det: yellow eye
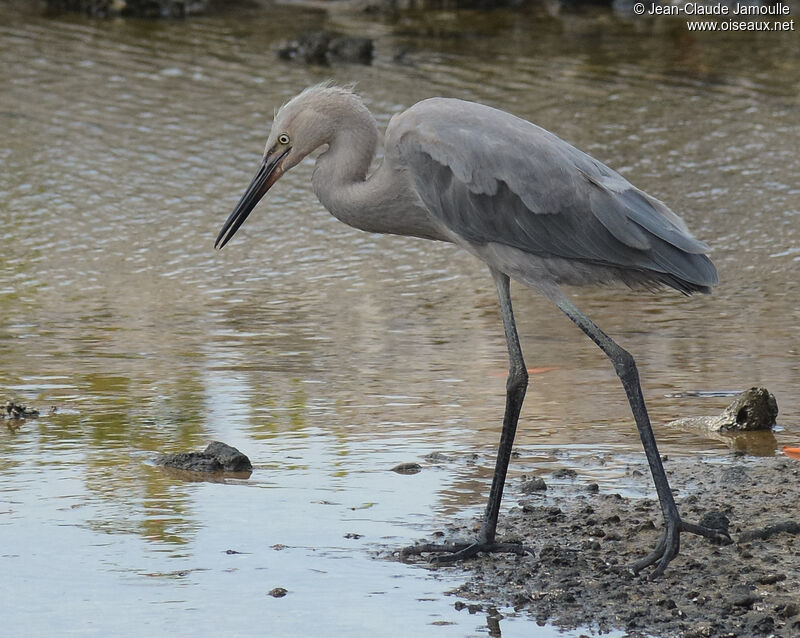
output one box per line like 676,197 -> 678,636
278,134 -> 290,145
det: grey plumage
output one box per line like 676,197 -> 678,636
215,84 -> 728,577
387,98 -> 716,293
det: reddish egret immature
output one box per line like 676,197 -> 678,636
215,84 -> 728,577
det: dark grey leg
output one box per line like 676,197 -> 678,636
400,269 -> 532,561
479,269 -> 529,543
548,290 -> 730,577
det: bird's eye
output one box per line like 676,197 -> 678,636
278,134 -> 290,145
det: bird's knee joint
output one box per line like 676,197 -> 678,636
506,366 -> 529,393
612,348 -> 638,380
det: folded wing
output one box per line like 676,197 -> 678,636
387,98 -> 718,293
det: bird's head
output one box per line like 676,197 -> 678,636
215,83 -> 368,249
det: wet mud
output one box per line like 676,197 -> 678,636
403,454 -> 800,637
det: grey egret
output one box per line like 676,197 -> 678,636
215,84 -> 728,577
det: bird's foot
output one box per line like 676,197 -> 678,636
399,539 -> 533,563
630,517 -> 732,579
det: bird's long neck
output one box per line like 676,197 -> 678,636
312,107 -> 447,241
311,112 -> 385,232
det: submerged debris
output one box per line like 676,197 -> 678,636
44,0 -> 206,18
276,31 -> 374,65
667,387 -> 780,455
4,401 -> 40,419
668,387 -> 778,433
155,441 -> 253,474
391,462 -> 422,474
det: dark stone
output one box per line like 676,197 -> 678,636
424,451 -> 450,463
521,477 -> 547,493
155,441 -> 252,473
756,573 -> 786,585
391,462 -> 422,474
778,602 -> 799,618
665,387 -> 778,441
739,520 -> 800,543
44,0 -> 207,18
721,387 -> 778,431
552,468 -> 578,479
157,453 -> 223,472
329,37 -> 374,65
4,401 -> 39,419
699,510 -> 730,534
749,614 -> 775,634
730,592 -> 761,609
296,31 -> 331,65
721,465 -> 750,484
276,31 -> 374,66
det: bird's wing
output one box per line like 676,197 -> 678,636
386,98 -> 717,289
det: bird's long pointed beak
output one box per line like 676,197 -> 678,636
215,148 -> 290,249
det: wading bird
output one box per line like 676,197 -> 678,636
215,84 -> 728,577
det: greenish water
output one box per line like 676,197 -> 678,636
1,2 -> 798,636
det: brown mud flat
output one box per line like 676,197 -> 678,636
404,454 -> 800,637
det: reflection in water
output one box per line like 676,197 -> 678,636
0,2 -> 798,636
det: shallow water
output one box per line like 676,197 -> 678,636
1,2 -> 798,635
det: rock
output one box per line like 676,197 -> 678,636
739,520 -> 800,542
158,453 -> 223,473
721,465 -> 750,484
155,441 -> 252,474
521,477 -> 547,493
295,31 -> 331,65
552,468 -> 578,479
44,0 -> 207,18
668,387 -> 778,433
329,36 -> 374,64
424,451 -> 450,463
755,573 -> 786,585
778,602 -> 799,618
4,401 -> 40,419
699,510 -> 730,532
276,31 -> 374,66
268,587 -> 288,598
203,441 -> 252,471
666,387 -> 779,454
718,387 -> 778,431
391,462 -> 422,474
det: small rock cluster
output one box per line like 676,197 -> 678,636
4,401 -> 40,419
277,31 -> 374,65
429,455 -> 800,637
44,0 -> 206,18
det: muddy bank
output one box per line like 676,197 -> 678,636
403,454 -> 800,637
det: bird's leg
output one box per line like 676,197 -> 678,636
549,291 -> 731,578
400,270 -> 533,562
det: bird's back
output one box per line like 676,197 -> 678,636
386,98 -> 717,294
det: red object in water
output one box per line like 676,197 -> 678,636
782,446 -> 800,459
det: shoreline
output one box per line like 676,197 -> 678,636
399,453 -> 800,637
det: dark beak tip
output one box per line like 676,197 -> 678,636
214,233 -> 230,250
215,150 -> 287,250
